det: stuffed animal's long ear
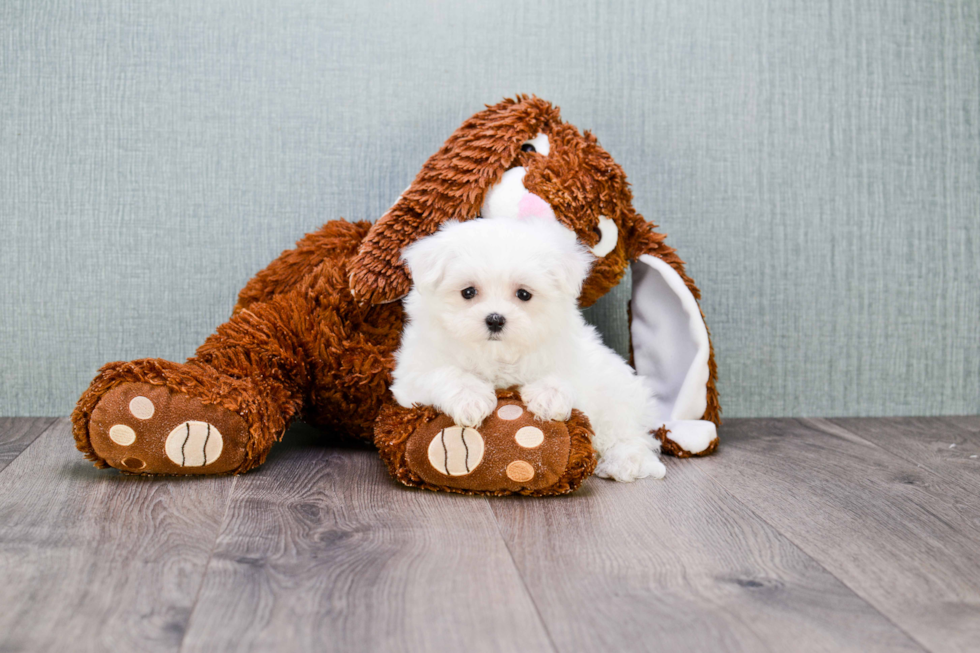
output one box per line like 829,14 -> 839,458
348,96 -> 561,304
621,206 -> 721,432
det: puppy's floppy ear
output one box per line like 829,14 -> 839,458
550,237 -> 595,298
348,96 -> 561,304
399,227 -> 454,292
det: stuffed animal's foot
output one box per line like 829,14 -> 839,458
595,440 -> 666,482
375,389 -> 597,496
656,420 -> 720,458
71,359 -> 271,475
83,381 -> 251,475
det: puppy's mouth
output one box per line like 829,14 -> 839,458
487,332 -> 503,342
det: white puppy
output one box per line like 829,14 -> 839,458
390,217 -> 666,482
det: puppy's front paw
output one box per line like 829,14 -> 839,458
444,386 -> 497,428
595,440 -> 666,482
521,382 -> 574,422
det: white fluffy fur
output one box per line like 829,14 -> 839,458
390,217 -> 665,482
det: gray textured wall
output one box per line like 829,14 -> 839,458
1,0 -> 978,418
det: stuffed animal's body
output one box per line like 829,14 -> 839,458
72,96 -> 721,494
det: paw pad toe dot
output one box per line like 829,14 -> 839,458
108,424 -> 137,446
128,396 -> 155,420
514,426 -> 544,448
497,404 -> 524,420
122,457 -> 145,470
506,460 -> 535,482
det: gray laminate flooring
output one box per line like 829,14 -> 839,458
1,416 -> 977,653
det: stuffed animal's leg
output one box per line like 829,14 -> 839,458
233,219 -> 371,313
72,292 -> 315,475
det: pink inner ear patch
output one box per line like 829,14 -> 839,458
516,193 -> 555,220
497,404 -> 524,420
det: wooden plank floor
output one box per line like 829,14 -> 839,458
1,417 -> 977,653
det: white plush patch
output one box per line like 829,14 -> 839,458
164,421 -> 222,467
497,404 -> 524,420
108,424 -> 136,446
522,132 -> 550,156
631,255 -> 710,424
506,460 -> 535,482
481,167 -> 532,220
427,426 -> 485,476
591,216 -> 618,257
514,425 -> 545,448
663,420 -> 717,454
480,167 -> 560,224
128,396 -> 154,420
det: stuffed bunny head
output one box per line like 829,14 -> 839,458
349,96 -> 683,308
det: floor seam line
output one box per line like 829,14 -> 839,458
0,417 -> 61,478
177,473 -> 239,653
485,496 -> 563,653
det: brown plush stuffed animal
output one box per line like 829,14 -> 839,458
72,96 -> 720,495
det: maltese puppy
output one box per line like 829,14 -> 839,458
390,217 -> 666,482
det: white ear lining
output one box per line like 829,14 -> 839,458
630,254 -> 714,451
481,167 -> 528,220
591,217 -> 618,257
631,254 -> 710,421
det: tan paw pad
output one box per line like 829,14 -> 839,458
427,426 -> 484,476
165,421 -> 223,467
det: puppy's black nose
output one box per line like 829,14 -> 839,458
485,313 -> 506,333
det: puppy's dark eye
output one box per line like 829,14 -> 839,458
520,143 -> 536,153
516,289 -> 532,302
461,287 -> 477,300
